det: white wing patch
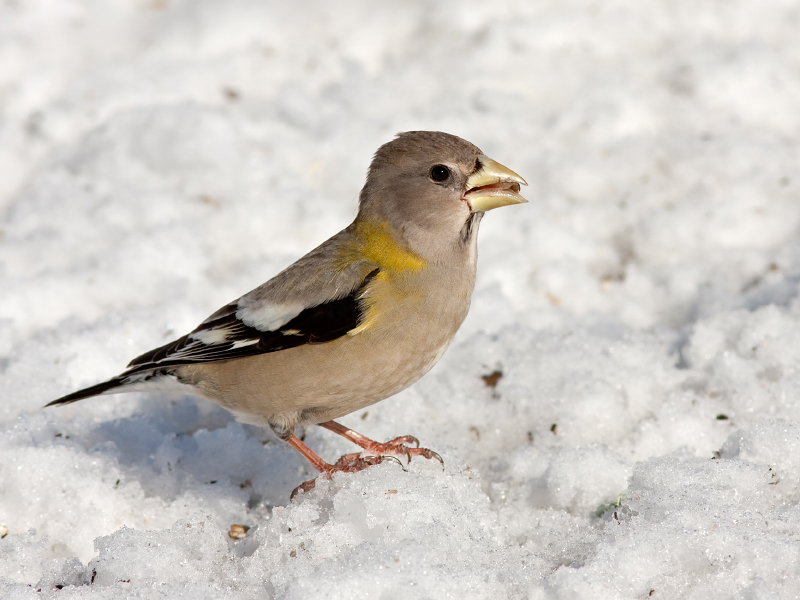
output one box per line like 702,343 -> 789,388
186,301 -> 306,352
236,301 -> 305,331
190,327 -> 235,345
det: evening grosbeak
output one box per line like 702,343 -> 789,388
48,131 -> 527,495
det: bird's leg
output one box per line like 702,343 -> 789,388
284,432 -> 334,473
318,421 -> 444,466
284,432 -> 395,498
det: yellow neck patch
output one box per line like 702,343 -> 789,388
352,218 -> 426,273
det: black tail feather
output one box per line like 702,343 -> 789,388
45,377 -> 126,407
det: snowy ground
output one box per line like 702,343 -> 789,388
2,1 -> 800,598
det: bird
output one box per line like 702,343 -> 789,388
47,131 -> 527,496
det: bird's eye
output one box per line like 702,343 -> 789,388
429,165 -> 450,182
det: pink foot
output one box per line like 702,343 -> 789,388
319,421 -> 444,467
357,435 -> 444,465
285,424 -> 445,500
290,452 -> 401,498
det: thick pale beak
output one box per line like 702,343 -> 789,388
464,155 -> 528,212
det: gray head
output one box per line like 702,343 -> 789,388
357,131 -> 527,259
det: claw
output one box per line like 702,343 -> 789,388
407,447 -> 443,467
291,478 -> 317,499
378,454 -> 407,472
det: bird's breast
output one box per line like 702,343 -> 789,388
348,261 -> 474,342
182,258 -> 478,428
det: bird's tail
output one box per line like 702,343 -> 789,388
45,377 -> 127,407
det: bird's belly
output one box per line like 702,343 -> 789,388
180,301 -> 463,429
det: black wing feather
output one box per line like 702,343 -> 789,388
124,269 -> 379,375
45,376 -> 127,407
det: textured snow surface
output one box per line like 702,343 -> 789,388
3,1 -> 800,598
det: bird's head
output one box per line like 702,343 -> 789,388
357,131 -> 527,261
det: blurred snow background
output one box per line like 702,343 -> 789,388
2,0 -> 800,598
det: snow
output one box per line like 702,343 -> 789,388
2,0 -> 800,597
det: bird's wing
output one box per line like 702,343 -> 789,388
125,231 -> 379,374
